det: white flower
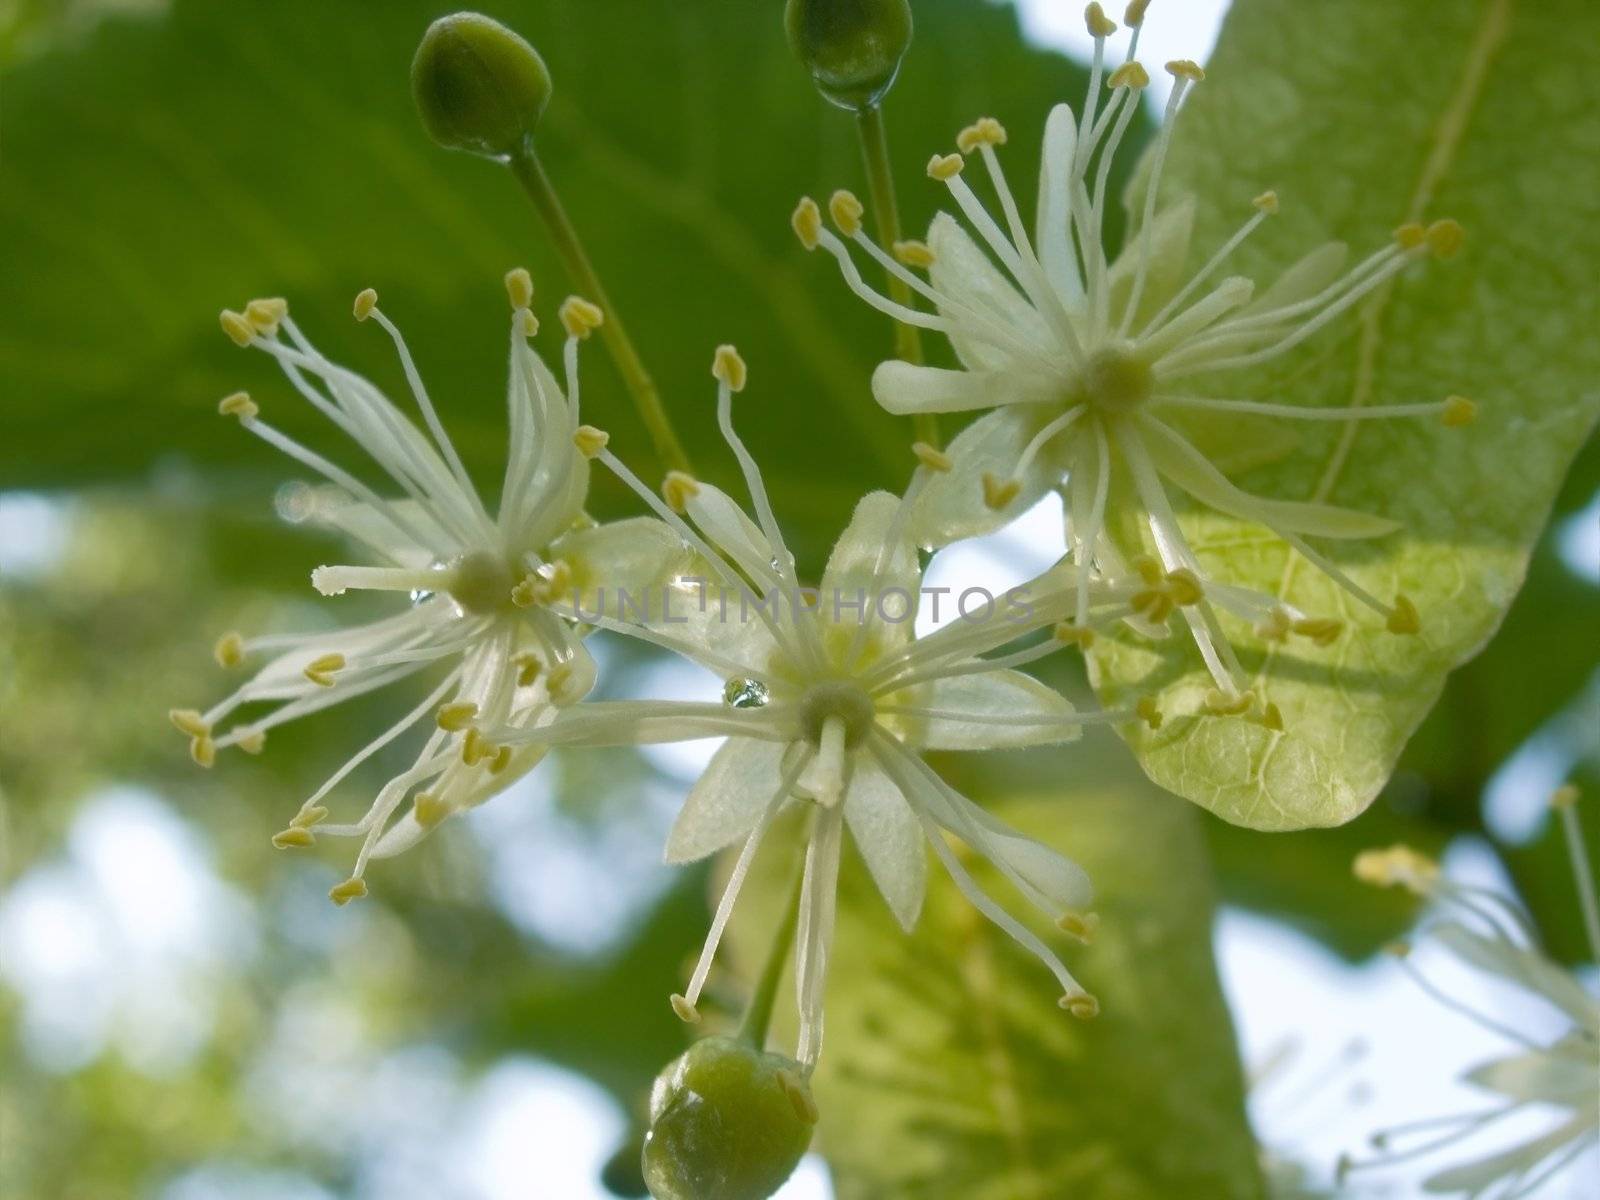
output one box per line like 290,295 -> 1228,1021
1342,788 -> 1600,1196
497,345 -> 1149,1067
797,1 -> 1475,711
169,277 -> 679,903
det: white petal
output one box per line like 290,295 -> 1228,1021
872,360 -> 1064,416
666,737 -> 789,864
1465,1043 -> 1600,1105
1107,197 -> 1195,330
1422,1114 -> 1591,1194
843,761 -> 925,931
927,212 -> 1054,370
319,496 -> 450,567
821,490 -> 920,620
1035,103 -> 1084,308
908,407 -> 1067,549
552,516 -> 686,599
906,669 -> 1079,750
1245,241 -> 1350,316
1433,921 -> 1600,1029
684,482 -> 777,583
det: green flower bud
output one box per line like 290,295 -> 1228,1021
411,12 -> 551,160
784,0 -> 913,112
641,1036 -> 818,1200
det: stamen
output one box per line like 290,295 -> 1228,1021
245,297 -> 288,335
271,827 -> 315,849
219,309 -> 255,347
572,424 -> 609,457
828,189 -> 865,237
303,652 -> 346,687
217,392 -> 257,419
661,470 -> 701,513
213,631 -> 245,668
912,441 -> 951,471
353,288 -> 378,321
190,735 -> 216,768
791,196 -> 823,249
329,877 -> 368,905
926,153 -> 964,181
436,700 -> 478,731
504,267 -> 534,311
892,239 -> 935,268
982,473 -> 1021,510
559,296 -> 605,339
1387,594 -> 1421,635
1084,2 -> 1117,37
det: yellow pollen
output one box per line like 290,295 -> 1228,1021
302,652 -> 345,687
516,307 -> 540,337
670,994 -> 701,1023
1107,61 -> 1149,90
828,189 -> 865,237
1442,395 -> 1477,427
329,877 -> 368,906
217,391 -> 257,420
927,152 -> 965,181
1131,589 -> 1173,624
489,745 -> 514,775
1425,218 -> 1465,259
981,472 -> 1020,511
1393,222 -> 1428,250
1204,689 -> 1252,716
291,805 -> 329,829
1136,696 -> 1164,730
245,297 -> 287,334
911,441 -> 951,472
436,700 -> 479,732
662,470 -> 701,513
510,575 -> 539,608
504,266 -> 534,310
1252,190 -> 1280,215
271,827 -> 314,850
956,117 -> 1007,154
893,239 -> 935,268
1131,555 -> 1164,587
1293,617 -> 1344,647
559,296 -> 605,339
1054,621 -> 1096,648
169,708 -> 209,738
547,661 -> 583,705
513,653 -> 542,688
791,196 -> 823,249
1164,568 -> 1203,607
213,631 -> 245,668
460,727 -> 489,766
1255,605 -> 1293,642
1061,992 -> 1100,1019
235,730 -> 267,755
1165,59 -> 1205,82
712,344 -> 748,392
573,424 -> 610,458
353,288 -> 378,321
1124,0 -> 1150,26
1387,594 -> 1421,636
414,793 -> 449,828
1353,844 -> 1439,892
1057,910 -> 1099,943
1084,2 -> 1117,38
189,735 -> 216,768
219,309 -> 254,347
1258,702 -> 1285,732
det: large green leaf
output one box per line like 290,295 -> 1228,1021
1092,0 -> 1600,829
728,739 -> 1263,1200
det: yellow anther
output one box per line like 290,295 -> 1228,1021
189,735 -> 216,768
1442,395 -> 1477,427
510,575 -> 540,609
302,652 -> 345,687
436,700 -> 479,732
235,729 -> 267,755
893,239 -> 935,268
213,631 -> 245,668
504,266 -> 534,310
712,344 -> 748,392
414,792 -> 449,828
981,473 -> 1020,511
1252,190 -> 1280,215
1353,844 -> 1439,893
1124,0 -> 1150,26
1057,910 -> 1099,944
548,661 -> 584,705
1386,593 -> 1421,636
828,189 -> 865,237
1061,991 -> 1100,1020
1551,783 -> 1581,809
1258,702 -> 1285,732
1393,222 -> 1428,250
670,994 -> 701,1023
1425,218 -> 1465,259
169,708 -> 209,738
927,152 -> 965,181
271,827 -> 315,849
1131,555 -> 1164,587
1292,616 -> 1344,647
461,727 -> 490,766
291,805 -> 329,829
955,117 -> 1007,154
573,424 -> 610,458
353,288 -> 378,321
662,470 -> 701,513
1255,605 -> 1293,642
1130,589 -> 1173,624
245,297 -> 287,334
558,295 -> 605,339
1164,568 -> 1203,607
1054,621 -> 1096,649
219,309 -> 254,347
1084,2 -> 1117,38
911,441 -> 951,472
217,391 -> 257,420
1135,696 -> 1163,730
329,877 -> 368,906
1165,59 -> 1206,82
1107,61 -> 1150,90
489,745 -> 514,775
1204,689 -> 1252,716
516,308 -> 540,338
1384,940 -> 1413,959
791,196 -> 823,249
514,654 -> 542,687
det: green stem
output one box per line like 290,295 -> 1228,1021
737,858 -> 806,1048
856,103 -> 938,450
508,146 -> 692,473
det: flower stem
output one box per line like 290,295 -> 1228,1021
856,103 -> 938,450
507,146 -> 692,473
737,857 -> 806,1048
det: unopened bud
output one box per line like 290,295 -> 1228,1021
412,12 -> 552,160
784,0 -> 913,112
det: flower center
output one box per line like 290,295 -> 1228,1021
798,680 -> 876,749
448,550 -> 517,615
1079,346 -> 1153,414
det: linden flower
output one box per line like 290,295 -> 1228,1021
169,276 -> 678,903
496,346 -> 1149,1067
796,0 -> 1476,710
1341,789 -> 1600,1197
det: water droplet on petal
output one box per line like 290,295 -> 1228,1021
723,677 -> 770,709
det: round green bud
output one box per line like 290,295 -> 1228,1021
411,12 -> 551,160
784,0 -> 913,112
641,1036 -> 818,1200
